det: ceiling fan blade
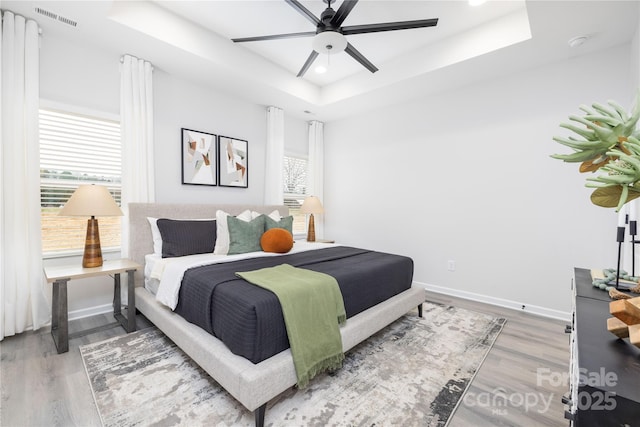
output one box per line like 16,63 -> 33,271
342,18 -> 438,35
232,31 -> 316,43
285,0 -> 321,26
297,50 -> 320,77
345,43 -> 378,73
330,0 -> 358,27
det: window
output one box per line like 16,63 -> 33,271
283,155 -> 308,235
40,107 -> 121,254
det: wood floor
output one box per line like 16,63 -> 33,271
426,293 -> 570,427
0,292 -> 570,427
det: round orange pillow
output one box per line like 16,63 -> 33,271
261,228 -> 294,253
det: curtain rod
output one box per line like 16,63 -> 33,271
119,55 -> 154,71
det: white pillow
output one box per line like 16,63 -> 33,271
214,210 -> 255,255
147,217 -> 162,255
264,210 -> 282,221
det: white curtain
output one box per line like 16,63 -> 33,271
308,120 -> 325,238
120,54 -> 154,258
264,106 -> 284,205
0,11 -> 50,340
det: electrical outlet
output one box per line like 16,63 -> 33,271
447,260 -> 456,272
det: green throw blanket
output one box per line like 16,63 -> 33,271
236,263 -> 346,388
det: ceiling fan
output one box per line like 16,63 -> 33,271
232,0 -> 438,77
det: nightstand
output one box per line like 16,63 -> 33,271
44,258 -> 141,354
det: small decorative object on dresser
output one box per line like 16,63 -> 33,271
181,128 -> 217,186
607,297 -> 640,348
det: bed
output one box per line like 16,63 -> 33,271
128,203 -> 425,427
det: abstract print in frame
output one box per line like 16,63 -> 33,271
218,136 -> 248,188
181,128 -> 217,186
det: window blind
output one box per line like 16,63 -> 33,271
40,108 -> 122,254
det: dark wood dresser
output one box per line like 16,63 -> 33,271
566,268 -> 640,425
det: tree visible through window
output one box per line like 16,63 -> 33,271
283,155 -> 308,235
40,108 -> 121,254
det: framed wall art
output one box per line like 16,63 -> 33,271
181,128 -> 217,186
218,136 -> 248,188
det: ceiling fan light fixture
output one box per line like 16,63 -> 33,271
312,31 -> 347,54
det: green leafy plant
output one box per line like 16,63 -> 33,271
552,91 -> 640,211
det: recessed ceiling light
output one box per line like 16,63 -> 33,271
315,65 -> 327,74
568,35 -> 588,48
469,0 -> 486,6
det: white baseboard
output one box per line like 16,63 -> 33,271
68,303 -> 113,322
414,281 -> 571,322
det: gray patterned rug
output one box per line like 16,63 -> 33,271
80,301 -> 505,427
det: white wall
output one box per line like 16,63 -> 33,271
152,74 -> 308,203
285,115 -> 309,157
40,35 -> 120,116
39,33 -> 307,317
324,44 -> 633,318
153,70 -> 267,204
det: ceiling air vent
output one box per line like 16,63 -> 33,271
35,7 -> 78,28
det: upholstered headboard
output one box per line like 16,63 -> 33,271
128,203 -> 289,286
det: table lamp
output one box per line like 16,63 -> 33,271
300,196 -> 324,242
59,184 -> 123,268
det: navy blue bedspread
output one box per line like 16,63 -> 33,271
174,246 -> 414,364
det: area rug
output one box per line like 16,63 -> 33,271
80,301 -> 505,427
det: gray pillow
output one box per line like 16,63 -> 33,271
227,215 -> 265,255
156,219 -> 217,258
264,215 -> 294,233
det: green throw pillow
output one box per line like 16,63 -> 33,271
227,215 -> 265,255
265,215 -> 294,233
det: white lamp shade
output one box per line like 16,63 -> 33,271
59,184 -> 123,217
300,196 -> 324,214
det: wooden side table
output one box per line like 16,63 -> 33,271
44,259 -> 141,354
